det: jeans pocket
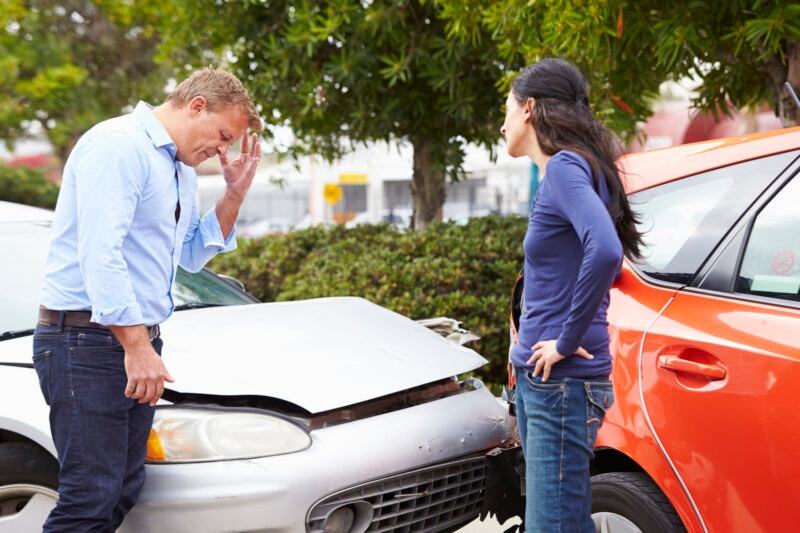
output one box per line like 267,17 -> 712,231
33,330 -> 64,406
32,349 -> 52,405
32,347 -> 52,364
523,372 -> 566,402
75,329 -> 121,349
585,382 -> 614,449
523,372 -> 565,391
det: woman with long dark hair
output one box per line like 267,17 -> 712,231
501,58 -> 644,532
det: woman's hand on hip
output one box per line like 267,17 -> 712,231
527,340 -> 593,382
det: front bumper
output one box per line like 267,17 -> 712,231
119,386 -> 511,533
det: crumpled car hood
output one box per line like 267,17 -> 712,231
159,297 -> 487,413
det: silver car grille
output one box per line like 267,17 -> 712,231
307,455 -> 487,532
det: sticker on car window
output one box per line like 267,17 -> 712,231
750,274 -> 800,294
771,251 -> 795,276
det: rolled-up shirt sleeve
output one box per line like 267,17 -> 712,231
179,204 -> 238,273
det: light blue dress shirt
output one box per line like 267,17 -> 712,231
40,101 -> 237,326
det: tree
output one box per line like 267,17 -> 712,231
434,0 -> 800,140
0,0 -> 188,170
173,0 -> 520,232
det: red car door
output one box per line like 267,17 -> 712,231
641,291 -> 800,532
641,171 -> 800,532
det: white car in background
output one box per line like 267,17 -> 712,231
237,216 -> 294,238
0,201 -> 517,533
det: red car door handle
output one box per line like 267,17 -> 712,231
657,356 -> 727,380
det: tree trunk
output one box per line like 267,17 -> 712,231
410,135 -> 446,233
783,40 -> 800,127
42,124 -> 80,183
767,39 -> 800,128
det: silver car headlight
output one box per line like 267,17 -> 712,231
146,407 -> 311,463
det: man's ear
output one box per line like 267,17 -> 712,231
188,96 -> 207,117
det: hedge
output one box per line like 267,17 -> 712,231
209,214 -> 528,392
0,165 -> 60,209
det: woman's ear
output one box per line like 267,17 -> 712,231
524,97 -> 535,120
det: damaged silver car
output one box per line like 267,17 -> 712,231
0,201 -> 520,533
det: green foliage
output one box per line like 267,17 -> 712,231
0,166 -> 59,208
158,0 -> 522,229
434,0 -> 800,135
432,0 -> 662,140
0,0 -> 193,166
210,214 -> 527,391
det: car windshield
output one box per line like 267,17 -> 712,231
173,268 -> 257,308
0,218 -> 257,338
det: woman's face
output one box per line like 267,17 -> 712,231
501,90 -> 534,159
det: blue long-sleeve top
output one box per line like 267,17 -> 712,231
510,150 -> 623,379
40,102 -> 237,327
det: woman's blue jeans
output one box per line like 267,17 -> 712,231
33,323 -> 161,533
514,368 -> 614,533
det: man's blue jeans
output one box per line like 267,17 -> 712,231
33,323 -> 161,533
514,368 -> 615,533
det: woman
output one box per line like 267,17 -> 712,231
501,58 -> 644,532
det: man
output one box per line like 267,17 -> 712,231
33,68 -> 262,532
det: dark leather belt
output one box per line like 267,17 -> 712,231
38,306 -> 160,340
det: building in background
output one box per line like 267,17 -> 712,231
626,98 -> 782,152
195,141 -> 532,236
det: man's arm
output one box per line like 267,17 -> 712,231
109,325 -> 174,406
177,132 -> 261,272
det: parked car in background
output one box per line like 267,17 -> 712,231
237,216 -> 294,238
0,201 -> 516,532
509,127 -> 800,532
344,209 -> 414,230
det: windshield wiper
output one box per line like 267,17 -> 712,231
173,302 -> 226,312
1,329 -> 35,340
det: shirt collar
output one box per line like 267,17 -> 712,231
133,101 -> 178,160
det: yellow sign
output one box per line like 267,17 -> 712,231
323,183 -> 343,205
338,173 -> 368,185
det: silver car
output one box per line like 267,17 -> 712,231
0,201 -> 516,533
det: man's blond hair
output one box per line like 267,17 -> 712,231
167,68 -> 262,131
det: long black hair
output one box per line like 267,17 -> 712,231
511,58 -> 644,260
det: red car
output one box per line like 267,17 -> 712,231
509,126 -> 800,532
